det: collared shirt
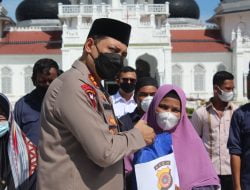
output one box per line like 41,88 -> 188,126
228,103 -> 250,189
111,91 -> 137,118
191,100 -> 238,175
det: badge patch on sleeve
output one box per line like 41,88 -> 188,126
81,83 -> 97,109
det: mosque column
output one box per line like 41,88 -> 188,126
150,14 -> 155,28
234,53 -> 245,101
233,27 -> 246,101
112,0 -> 121,8
162,47 -> 172,85
77,15 -> 82,28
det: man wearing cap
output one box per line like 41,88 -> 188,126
37,18 -> 155,190
119,76 -> 158,189
120,76 -> 158,132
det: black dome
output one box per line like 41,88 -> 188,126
154,0 -> 200,19
16,0 -> 71,22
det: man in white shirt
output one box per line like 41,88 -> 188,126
111,66 -> 137,118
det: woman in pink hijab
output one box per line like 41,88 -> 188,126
133,85 -> 220,190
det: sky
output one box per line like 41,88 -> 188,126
3,0 -> 220,22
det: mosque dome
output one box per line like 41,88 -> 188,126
16,0 -> 71,22
154,0 -> 200,19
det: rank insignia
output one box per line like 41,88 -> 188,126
88,74 -> 98,88
81,83 -> 97,108
108,115 -> 117,126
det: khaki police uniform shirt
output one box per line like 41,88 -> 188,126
37,60 -> 146,190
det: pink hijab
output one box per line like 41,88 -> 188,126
144,85 -> 220,190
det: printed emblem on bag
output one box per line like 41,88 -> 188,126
81,83 -> 97,108
155,161 -> 172,190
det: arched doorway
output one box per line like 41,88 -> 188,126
135,53 -> 158,80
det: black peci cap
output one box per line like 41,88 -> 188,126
87,18 -> 131,46
135,77 -> 158,93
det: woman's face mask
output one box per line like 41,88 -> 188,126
155,95 -> 181,131
0,121 -> 9,137
156,112 -> 179,131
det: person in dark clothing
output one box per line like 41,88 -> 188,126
119,76 -> 158,190
119,76 -> 158,132
0,93 -> 37,190
14,58 -> 59,146
228,103 -> 250,190
0,93 -> 14,190
227,67 -> 250,190
13,58 -> 59,190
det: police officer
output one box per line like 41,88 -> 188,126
37,18 -> 155,190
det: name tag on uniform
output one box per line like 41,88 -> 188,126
135,153 -> 179,190
103,103 -> 112,110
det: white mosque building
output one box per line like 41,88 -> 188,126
0,0 -> 250,107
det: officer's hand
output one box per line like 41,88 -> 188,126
135,120 -> 155,145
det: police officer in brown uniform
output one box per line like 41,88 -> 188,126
37,18 -> 155,190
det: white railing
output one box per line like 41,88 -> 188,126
58,3 -> 111,17
58,3 -> 169,18
147,4 -> 167,14
62,5 -> 80,14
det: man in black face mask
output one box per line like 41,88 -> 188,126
13,58 -> 59,190
14,58 -> 59,146
111,66 -> 137,118
37,18 -> 155,190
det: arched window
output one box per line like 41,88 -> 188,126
217,64 -> 226,71
172,65 -> 182,88
24,66 -> 34,93
194,65 -> 205,91
1,67 -> 12,94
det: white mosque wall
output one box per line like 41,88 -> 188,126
172,52 -> 233,100
62,47 -> 83,71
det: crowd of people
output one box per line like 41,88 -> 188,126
0,18 -> 250,190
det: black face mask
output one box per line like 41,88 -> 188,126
92,45 -> 124,80
120,82 -> 135,93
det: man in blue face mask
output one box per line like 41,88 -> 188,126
37,18 -> 155,190
191,71 -> 237,190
